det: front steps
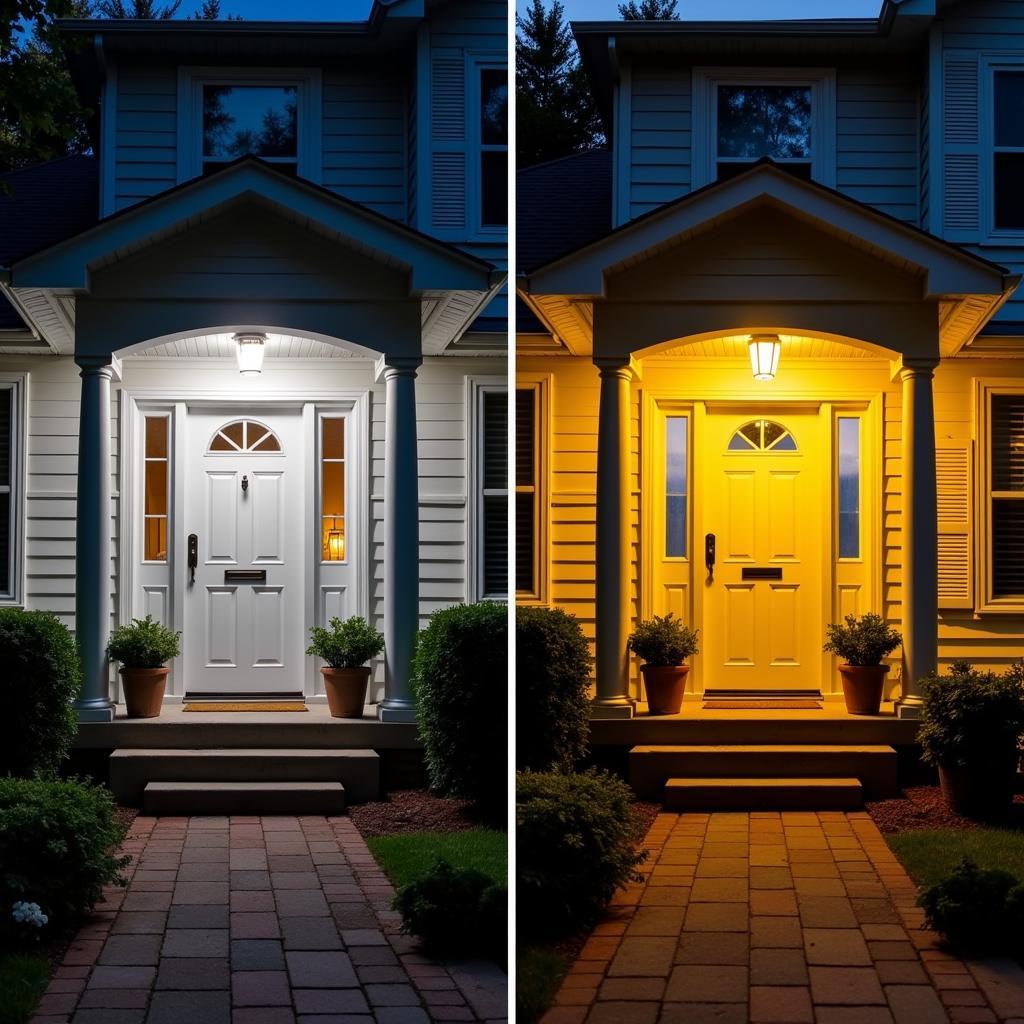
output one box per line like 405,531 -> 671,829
110,748 -> 379,811
630,743 -> 900,810
664,777 -> 864,811
143,781 -> 346,815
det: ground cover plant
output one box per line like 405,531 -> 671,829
0,954 -> 50,1024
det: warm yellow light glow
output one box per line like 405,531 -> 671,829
328,530 -> 344,560
748,334 -> 781,381
322,518 -> 346,561
234,332 -> 267,376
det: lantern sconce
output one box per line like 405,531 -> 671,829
234,332 -> 267,376
748,333 -> 781,382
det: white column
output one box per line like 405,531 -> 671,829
74,360 -> 115,722
897,358 -> 939,718
592,359 -> 634,718
378,357 -> 421,722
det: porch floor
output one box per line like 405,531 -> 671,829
73,703 -> 421,751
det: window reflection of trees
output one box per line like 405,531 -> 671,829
717,85 -> 811,160
202,86 -> 298,161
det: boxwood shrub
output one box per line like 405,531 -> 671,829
515,606 -> 591,772
0,777 -> 129,948
394,859 -> 506,958
412,601 -> 507,814
0,609 -> 81,778
517,769 -> 647,939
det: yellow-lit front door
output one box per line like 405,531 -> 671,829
701,409 -> 823,691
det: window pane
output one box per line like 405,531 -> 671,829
515,491 -> 534,594
322,518 -> 345,561
481,69 -> 507,145
993,498 -> 1024,597
203,85 -> 298,160
991,395 -> 1024,491
995,153 -> 1024,229
995,71 -> 1024,147
0,389 -> 10,488
665,417 -> 687,558
717,85 -> 811,160
323,418 -> 344,461
322,461 -> 345,518
145,416 -> 167,459
838,417 -> 860,559
515,389 -> 536,488
484,493 -> 507,596
144,416 -> 168,563
0,492 -> 9,595
481,151 -> 507,226
144,518 -> 168,563
483,391 -> 507,490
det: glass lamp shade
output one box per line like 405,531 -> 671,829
326,529 -> 345,561
748,334 -> 781,381
234,332 -> 267,376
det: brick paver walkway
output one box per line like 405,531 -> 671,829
31,815 -> 507,1024
543,811 -> 1024,1024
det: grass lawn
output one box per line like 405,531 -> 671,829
888,827 -> 1024,888
0,953 -> 50,1024
366,827 -> 506,890
517,946 -> 569,1024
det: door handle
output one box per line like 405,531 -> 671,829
705,532 -> 716,583
188,533 -> 198,585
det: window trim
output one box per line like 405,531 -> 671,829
982,56 -> 1024,240
466,376 -> 508,603
0,374 -> 26,606
691,66 -> 837,190
514,375 -> 550,605
176,67 -> 322,184
976,379 -> 1024,612
466,52 -> 508,241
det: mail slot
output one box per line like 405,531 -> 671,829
224,569 -> 267,584
742,567 -> 783,581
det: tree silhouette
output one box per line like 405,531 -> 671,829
618,0 -> 680,19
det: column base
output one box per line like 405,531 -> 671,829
895,696 -> 924,720
590,700 -> 635,720
75,702 -> 116,723
378,701 -> 417,723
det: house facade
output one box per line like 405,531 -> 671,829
516,0 -> 1024,717
0,0 -> 508,721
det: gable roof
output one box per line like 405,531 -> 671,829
11,155 -> 496,294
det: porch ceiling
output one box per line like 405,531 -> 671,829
519,161 -> 1020,359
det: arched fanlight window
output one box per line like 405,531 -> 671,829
727,419 -> 797,452
208,419 -> 282,453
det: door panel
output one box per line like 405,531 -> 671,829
251,472 -> 284,563
206,588 -> 237,666
207,474 -> 238,561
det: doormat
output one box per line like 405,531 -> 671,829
183,702 -> 308,712
703,699 -> 822,710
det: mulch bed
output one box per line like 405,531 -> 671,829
632,800 -> 662,840
348,788 -> 494,837
866,785 -> 1024,834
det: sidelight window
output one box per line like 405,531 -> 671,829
837,417 -> 861,560
144,415 -> 170,563
665,417 -> 689,558
321,417 -> 346,563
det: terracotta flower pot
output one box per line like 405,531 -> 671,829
837,664 -> 887,715
939,751 -> 1019,820
641,664 -> 689,716
120,666 -> 169,719
321,666 -> 370,718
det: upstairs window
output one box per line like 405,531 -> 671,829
994,71 -> 1024,230
693,68 -> 836,189
479,67 -> 508,227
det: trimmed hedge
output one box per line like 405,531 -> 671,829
0,609 -> 81,779
413,601 -> 507,813
0,778 -> 129,948
515,606 -> 591,773
517,769 -> 647,938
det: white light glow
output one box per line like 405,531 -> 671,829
748,334 -> 781,382
234,332 -> 267,376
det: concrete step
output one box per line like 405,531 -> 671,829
143,781 -> 346,816
664,776 -> 863,811
630,744 -> 898,800
110,748 -> 379,806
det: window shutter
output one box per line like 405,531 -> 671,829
482,391 -> 507,597
942,54 -> 981,240
936,440 -> 973,609
430,54 -> 466,231
0,389 -> 11,596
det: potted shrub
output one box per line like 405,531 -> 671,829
823,613 -> 902,715
106,616 -> 180,719
627,613 -> 699,715
306,616 -> 384,718
919,660 -> 1024,819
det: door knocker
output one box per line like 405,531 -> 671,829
241,474 -> 249,494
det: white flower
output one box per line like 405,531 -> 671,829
12,901 -> 48,928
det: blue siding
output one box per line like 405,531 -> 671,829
114,68 -> 177,211
429,0 -> 506,51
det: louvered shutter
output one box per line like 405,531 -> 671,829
936,440 -> 974,610
431,53 -> 466,232
943,53 -> 982,241
0,389 -> 11,596
482,391 -> 507,598
515,389 -> 536,595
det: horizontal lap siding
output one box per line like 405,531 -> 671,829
322,70 -> 407,222
115,68 -> 177,211
629,66 -> 691,221
429,0 -> 506,51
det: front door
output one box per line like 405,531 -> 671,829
183,410 -> 305,694
701,409 -> 823,691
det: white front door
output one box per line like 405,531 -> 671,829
183,410 -> 305,694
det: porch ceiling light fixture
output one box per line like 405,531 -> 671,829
234,332 -> 267,376
748,333 -> 781,382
